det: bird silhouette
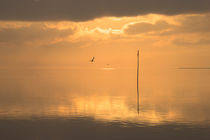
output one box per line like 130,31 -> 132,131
90,57 -> 95,62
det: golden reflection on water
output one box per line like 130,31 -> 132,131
0,68 -> 210,126
63,96 -> 180,124
1,94 -> 209,125
0,95 -> 180,124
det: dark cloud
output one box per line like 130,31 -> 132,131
0,23 -> 75,44
175,15 -> 210,33
0,0 -> 210,21
173,39 -> 210,46
158,14 -> 210,36
124,20 -> 171,34
124,14 -> 210,36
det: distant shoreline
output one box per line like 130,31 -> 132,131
177,67 -> 210,69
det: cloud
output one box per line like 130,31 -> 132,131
124,20 -> 171,34
173,38 -> 210,46
1,14 -> 210,51
159,14 -> 210,36
0,23 -> 75,44
0,0 -> 210,21
175,14 -> 210,33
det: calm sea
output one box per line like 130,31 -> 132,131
0,67 -> 210,140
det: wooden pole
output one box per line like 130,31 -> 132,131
137,50 -> 140,114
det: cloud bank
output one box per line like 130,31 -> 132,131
0,23 -> 75,44
124,14 -> 210,35
0,0 -> 210,21
124,21 -> 171,34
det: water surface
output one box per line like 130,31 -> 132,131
0,68 -> 210,139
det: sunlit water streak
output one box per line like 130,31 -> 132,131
102,67 -> 116,70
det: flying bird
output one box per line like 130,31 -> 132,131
90,57 -> 95,62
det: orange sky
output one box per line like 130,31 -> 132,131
0,13 -> 210,69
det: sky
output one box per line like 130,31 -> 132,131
0,0 -> 210,69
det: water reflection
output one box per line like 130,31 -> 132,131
0,68 -> 210,127
0,95 -> 183,124
0,94 -> 210,126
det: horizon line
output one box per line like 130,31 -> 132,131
177,67 -> 210,70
